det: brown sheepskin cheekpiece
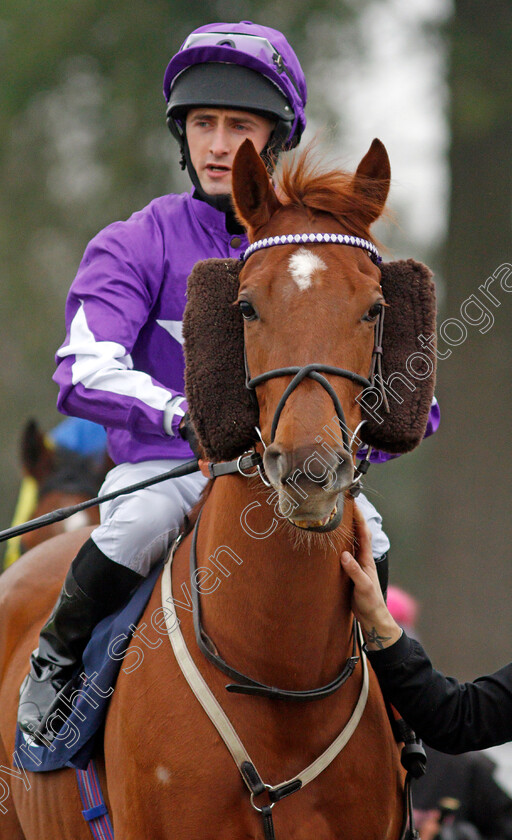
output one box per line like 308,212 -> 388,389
183,257 -> 436,461
183,258 -> 257,461
360,259 -> 437,453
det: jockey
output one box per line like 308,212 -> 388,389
18,21 -> 438,742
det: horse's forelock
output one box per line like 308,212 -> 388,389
276,143 -> 387,240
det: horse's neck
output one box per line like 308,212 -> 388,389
194,476 -> 355,691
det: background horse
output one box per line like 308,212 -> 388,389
0,138 -> 436,839
3,419 -> 109,567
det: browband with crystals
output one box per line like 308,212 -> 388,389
241,233 -> 382,265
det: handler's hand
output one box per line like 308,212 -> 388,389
341,505 -> 402,651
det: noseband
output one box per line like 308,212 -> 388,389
247,363 -> 371,451
242,233 -> 388,482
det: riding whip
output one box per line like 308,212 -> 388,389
0,458 -> 199,544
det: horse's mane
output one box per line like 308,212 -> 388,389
275,143 -> 386,242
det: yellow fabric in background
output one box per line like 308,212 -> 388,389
3,476 -> 38,568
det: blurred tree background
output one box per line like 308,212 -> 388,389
1,0 -> 510,677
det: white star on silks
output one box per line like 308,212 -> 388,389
157,320 -> 184,345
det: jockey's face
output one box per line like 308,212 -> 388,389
185,108 -> 275,196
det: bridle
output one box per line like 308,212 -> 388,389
189,233 -> 389,698
192,233 -> 390,698
241,232 -> 389,493
241,231 -> 382,265
248,363 -> 371,450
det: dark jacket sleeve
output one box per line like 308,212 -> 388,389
367,633 -> 512,753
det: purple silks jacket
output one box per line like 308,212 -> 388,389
54,191 -> 440,465
357,397 -> 441,464
54,191 -> 249,464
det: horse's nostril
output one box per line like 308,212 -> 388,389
263,446 -> 289,484
263,444 -> 353,491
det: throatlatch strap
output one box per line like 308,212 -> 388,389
76,760 -> 114,840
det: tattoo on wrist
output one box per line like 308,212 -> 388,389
366,626 -> 392,650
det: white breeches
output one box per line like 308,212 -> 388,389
356,492 -> 390,559
91,461 -> 389,577
91,460 -> 207,576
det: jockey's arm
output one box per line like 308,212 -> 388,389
53,216 -> 187,442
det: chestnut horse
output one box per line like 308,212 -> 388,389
0,138 -> 436,839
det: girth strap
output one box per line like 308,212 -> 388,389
76,760 -> 114,840
261,805 -> 276,840
261,806 -> 276,840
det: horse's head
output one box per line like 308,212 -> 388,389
230,138 -> 390,531
184,141 -> 436,536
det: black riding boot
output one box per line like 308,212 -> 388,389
18,537 -> 142,743
375,552 -> 389,600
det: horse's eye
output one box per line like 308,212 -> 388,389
238,300 -> 257,321
362,303 -> 383,323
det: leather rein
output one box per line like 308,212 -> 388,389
190,509 -> 360,702
162,540 -> 370,838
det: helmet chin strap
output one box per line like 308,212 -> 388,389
262,119 -> 295,164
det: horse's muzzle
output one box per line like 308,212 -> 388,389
263,443 -> 353,529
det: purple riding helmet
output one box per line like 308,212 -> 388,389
164,20 -> 308,169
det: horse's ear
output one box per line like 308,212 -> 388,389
351,138 -> 391,226
232,139 -> 282,235
183,258 -> 258,461
360,259 -> 437,454
21,419 -> 56,482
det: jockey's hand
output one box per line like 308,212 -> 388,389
178,413 -> 203,460
340,504 -> 402,651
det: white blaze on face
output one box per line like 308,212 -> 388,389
288,247 -> 327,291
